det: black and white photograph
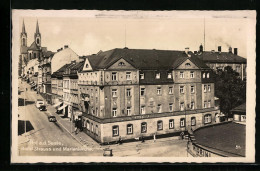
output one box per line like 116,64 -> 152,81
11,10 -> 256,163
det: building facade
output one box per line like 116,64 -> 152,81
78,48 -> 220,144
197,45 -> 247,80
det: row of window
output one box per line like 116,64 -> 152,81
112,114 -> 212,136
111,85 -> 209,98
112,101 -> 201,116
84,120 -> 99,135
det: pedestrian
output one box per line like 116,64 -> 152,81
74,119 -> 78,134
118,136 -> 122,145
153,133 -> 156,142
141,136 -> 145,143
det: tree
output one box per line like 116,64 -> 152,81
214,66 -> 246,117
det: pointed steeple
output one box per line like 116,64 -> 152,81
22,19 -> 26,33
36,20 -> 40,34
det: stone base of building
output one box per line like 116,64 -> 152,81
81,109 -> 220,144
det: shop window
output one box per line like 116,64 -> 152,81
127,124 -> 133,134
169,119 -> 174,129
141,122 -> 147,133
180,118 -> 186,128
157,120 -> 163,131
204,114 -> 212,124
112,125 -> 119,137
191,117 -> 196,126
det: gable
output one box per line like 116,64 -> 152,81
176,58 -> 199,70
107,58 -> 136,70
82,58 -> 93,71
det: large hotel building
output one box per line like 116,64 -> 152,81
77,48 -> 220,144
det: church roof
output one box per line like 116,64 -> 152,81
28,41 -> 40,51
22,20 -> 26,34
36,20 -> 40,34
86,48 -> 210,70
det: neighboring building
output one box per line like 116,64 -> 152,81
187,122 -> 245,157
51,45 -> 80,74
196,45 -> 247,80
38,50 -> 55,103
78,47 -> 220,144
231,103 -> 246,123
62,61 -> 84,119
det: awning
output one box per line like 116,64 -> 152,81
58,105 -> 67,111
53,102 -> 62,108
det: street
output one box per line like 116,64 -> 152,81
17,79 -> 188,157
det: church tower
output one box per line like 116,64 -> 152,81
34,20 -> 41,47
20,19 -> 27,47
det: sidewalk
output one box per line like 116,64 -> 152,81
40,96 -> 101,149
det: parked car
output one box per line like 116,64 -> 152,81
39,105 -> 47,111
48,116 -> 57,122
36,99 -> 44,108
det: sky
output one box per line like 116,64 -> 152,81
18,11 -> 254,58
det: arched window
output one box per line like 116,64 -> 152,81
37,38 -> 40,44
22,38 -> 25,46
29,53 -> 32,60
86,120 -> 90,130
118,62 -> 125,66
141,122 -> 147,133
204,114 -> 212,124
127,124 -> 133,134
34,53 -> 36,59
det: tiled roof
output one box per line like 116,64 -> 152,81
231,103 -> 246,113
194,122 -> 245,157
28,41 -> 40,51
20,46 -> 28,54
52,63 -> 71,77
87,48 -> 210,70
198,51 -> 247,63
43,51 -> 55,58
70,61 -> 84,73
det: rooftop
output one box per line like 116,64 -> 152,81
86,48 -> 210,70
28,41 -> 40,51
198,51 -> 247,64
194,122 -> 245,157
231,103 -> 246,114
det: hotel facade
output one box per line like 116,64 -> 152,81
77,48 -> 220,144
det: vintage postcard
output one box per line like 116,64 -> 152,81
11,10 -> 256,163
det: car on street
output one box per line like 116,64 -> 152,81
39,105 -> 47,111
36,99 -> 44,108
48,116 -> 57,122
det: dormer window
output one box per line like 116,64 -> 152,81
156,72 -> 160,79
118,62 -> 125,66
203,73 -> 206,78
207,73 -> 210,78
140,73 -> 144,79
167,72 -> 172,79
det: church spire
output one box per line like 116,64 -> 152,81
36,19 -> 40,34
22,19 -> 26,34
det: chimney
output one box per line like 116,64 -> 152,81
194,51 -> 198,55
60,47 -> 63,51
199,44 -> 203,52
228,47 -> 232,53
71,60 -> 76,64
57,49 -> 60,52
64,45 -> 68,49
218,46 -> 221,52
234,48 -> 238,55
185,47 -> 189,54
